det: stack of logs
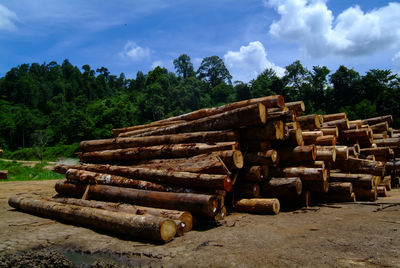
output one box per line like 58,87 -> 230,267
0,149 -> 7,180
8,95 -> 400,243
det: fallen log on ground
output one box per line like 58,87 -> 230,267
8,194 -> 177,243
233,198 -> 280,214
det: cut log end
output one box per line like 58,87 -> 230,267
233,150 -> 244,169
259,103 -> 267,124
161,220 -> 178,241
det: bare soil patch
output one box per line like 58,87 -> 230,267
1,180 -> 399,267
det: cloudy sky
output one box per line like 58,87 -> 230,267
1,0 -> 400,82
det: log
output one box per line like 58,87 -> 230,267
64,164 -> 232,191
261,177 -> 302,199
233,198 -> 280,215
302,131 -> 323,144
65,168 -> 205,193
80,142 -> 238,164
80,130 -> 239,152
288,128 -> 304,146
239,166 -> 264,183
327,182 -> 353,195
321,146 -> 348,160
8,194 -> 177,242
348,120 -> 362,129
359,147 -> 393,159
322,113 -> 347,122
212,150 -> 244,170
373,133 -> 388,140
48,197 -> 193,233
269,167 -> 327,182
0,170 -> 8,180
303,180 -> 329,193
353,187 -> 377,201
298,161 -> 326,169
153,95 -> 284,123
279,145 -> 316,163
322,118 -> 349,130
370,122 -> 389,133
131,103 -> 267,137
241,121 -> 284,141
320,127 -> 339,137
333,157 -> 385,177
132,153 -> 230,175
315,135 -> 336,146
361,115 -> 393,126
315,146 -> 336,162
297,114 -> 321,130
285,101 -> 305,116
245,150 -> 279,166
329,173 -> 375,188
55,180 -> 219,217
374,137 -> 400,147
113,120 -> 186,137
234,183 -> 260,198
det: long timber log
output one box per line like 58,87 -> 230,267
261,177 -> 302,199
65,165 -> 232,191
333,157 -> 385,177
361,115 -> 393,126
55,180 -> 219,217
80,142 -> 238,164
128,103 -> 267,137
80,130 -> 239,152
269,167 -> 327,182
48,197 -> 193,233
329,173 -> 376,188
8,194 -> 177,242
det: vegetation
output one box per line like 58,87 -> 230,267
0,55 -> 399,158
0,160 -> 63,181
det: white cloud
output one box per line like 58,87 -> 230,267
120,42 -> 151,61
0,4 -> 18,31
224,41 -> 285,82
151,60 -> 164,69
393,52 -> 400,73
268,0 -> 400,57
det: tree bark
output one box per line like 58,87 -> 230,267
80,142 -> 238,164
301,131 -> 323,144
55,180 -> 219,217
353,187 -> 377,201
329,173 -> 376,188
80,130 -> 239,152
8,194 -> 177,242
374,137 -> 400,147
370,122 -> 389,133
113,120 -> 186,137
320,127 -> 339,137
233,198 -> 280,215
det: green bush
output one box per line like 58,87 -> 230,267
2,143 -> 79,161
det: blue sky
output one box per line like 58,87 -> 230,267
1,0 -> 400,82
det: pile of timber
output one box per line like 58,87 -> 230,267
8,95 -> 400,243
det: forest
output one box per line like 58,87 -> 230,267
0,54 -> 399,153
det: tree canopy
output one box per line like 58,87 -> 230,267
0,54 -> 399,151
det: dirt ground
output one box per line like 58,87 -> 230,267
0,180 -> 399,267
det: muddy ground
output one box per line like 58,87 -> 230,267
0,180 -> 399,267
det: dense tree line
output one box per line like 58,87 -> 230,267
0,55 -> 399,151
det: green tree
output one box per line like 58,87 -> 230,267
197,56 -> 232,87
173,54 -> 195,78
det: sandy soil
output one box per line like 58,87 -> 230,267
0,180 -> 399,267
